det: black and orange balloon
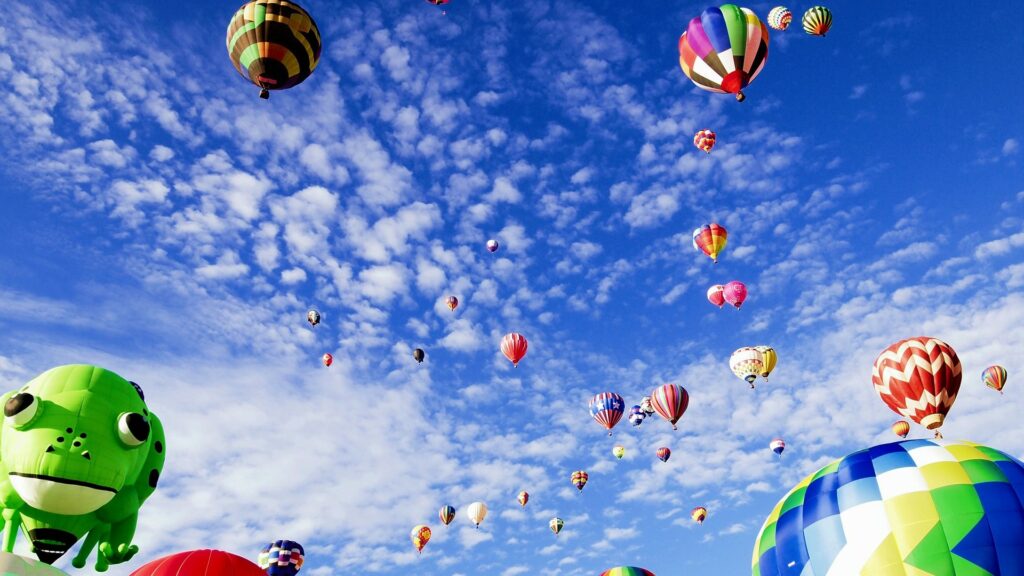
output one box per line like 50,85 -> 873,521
226,0 -> 322,99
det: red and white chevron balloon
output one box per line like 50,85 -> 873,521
871,336 -> 962,433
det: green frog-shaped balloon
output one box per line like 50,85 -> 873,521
0,365 -> 165,571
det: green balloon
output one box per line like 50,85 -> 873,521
0,365 -> 165,570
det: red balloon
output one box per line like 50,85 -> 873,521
131,550 -> 267,576
723,281 -> 747,309
872,337 -> 962,436
501,332 -> 528,367
707,285 -> 725,308
322,353 -> 333,367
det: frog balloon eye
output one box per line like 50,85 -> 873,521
117,412 -> 150,447
4,393 -> 39,428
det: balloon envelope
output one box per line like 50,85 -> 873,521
306,310 -> 320,326
678,5 -> 769,101
983,365 -> 1007,393
439,505 -> 455,526
802,5 -> 832,36
500,333 -> 528,366
656,447 -> 671,462
571,470 -> 589,491
589,392 -> 625,434
549,517 -> 564,536
730,347 -> 764,387
628,405 -> 645,426
707,285 -> 725,308
600,568 -> 655,576
131,550 -> 267,576
410,525 -> 431,554
723,281 -> 747,309
892,420 -> 910,438
691,506 -> 708,525
650,384 -> 690,429
466,502 -> 488,526
872,336 -> 962,432
613,445 -> 625,459
486,239 -> 499,252
226,0 -> 322,99
767,6 -> 792,30
321,353 -> 332,367
769,438 -> 785,456
693,223 -> 728,262
257,541 -> 304,575
752,439 -> 1024,576
517,491 -> 529,507
694,129 -> 716,153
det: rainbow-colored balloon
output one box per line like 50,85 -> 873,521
983,365 -> 1007,394
767,6 -> 792,30
753,439 -> 1024,575
678,4 -> 769,102
600,568 -> 655,576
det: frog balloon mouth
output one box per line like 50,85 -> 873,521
8,473 -> 117,515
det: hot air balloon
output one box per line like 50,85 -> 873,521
802,6 -> 832,36
517,491 -> 529,507
656,447 -> 671,462
694,129 -> 716,153
752,439 -> 1024,576
439,505 -> 455,527
640,396 -> 655,416
571,471 -> 588,493
769,438 -> 785,457
322,353 -> 333,367
466,502 -> 487,528
601,569 -> 655,576
650,384 -> 690,430
723,280 -> 747,309
730,347 -> 764,388
872,336 -> 961,438
691,506 -> 708,525
226,1 -> 322,99
549,517 -> 564,537
707,285 -> 725,308
678,4 -> 769,102
446,296 -> 459,311
891,420 -> 910,438
693,223 -> 728,263
131,550 -> 267,576
589,392 -> 625,435
767,6 -> 792,30
413,348 -> 425,363
613,445 -> 625,459
756,345 -> 777,380
306,310 -> 320,326
983,365 -> 1007,394
486,239 -> 499,253
500,332 -> 528,367
628,405 -> 645,426
257,541 -> 304,575
410,525 -> 431,555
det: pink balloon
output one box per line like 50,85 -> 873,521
707,285 -> 725,308
723,281 -> 747,309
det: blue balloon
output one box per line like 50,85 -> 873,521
258,540 -> 304,576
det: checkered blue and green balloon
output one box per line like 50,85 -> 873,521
753,439 -> 1024,575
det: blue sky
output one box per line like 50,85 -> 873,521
0,1 -> 1023,575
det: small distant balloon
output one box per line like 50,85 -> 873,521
983,365 -> 1007,394
707,285 -> 725,308
413,348 -> 425,363
650,384 -> 690,430
466,502 -> 488,528
517,491 -> 529,507
691,506 -> 708,525
802,6 -> 832,36
500,332 -> 528,367
756,346 -> 777,380
257,540 -> 304,576
322,353 -> 333,367
656,447 -> 671,462
723,281 -> 747,309
439,505 -> 456,526
767,6 -> 792,30
613,445 -> 625,459
589,392 -> 625,435
628,405 -> 645,426
730,347 -> 764,388
770,438 -> 785,457
891,420 -> 910,438
486,239 -> 499,253
549,517 -> 564,537
306,310 -> 320,326
571,470 -> 589,492
694,129 -> 716,153
639,396 -> 655,416
446,296 -> 459,311
693,224 -> 728,263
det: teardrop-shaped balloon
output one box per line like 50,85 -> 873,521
693,224 -> 728,263
446,296 -> 459,311
517,491 -> 529,507
628,405 -> 645,426
500,333 -> 528,366
872,337 -> 961,437
571,470 -> 589,492
723,281 -> 747,309
226,1 -> 322,99
321,353 -> 333,367
257,540 -> 304,576
306,310 -> 320,326
613,445 -> 625,459
707,285 -> 725,308
891,420 -> 910,438
413,348 -> 425,363
549,517 -> 564,536
730,347 -> 763,388
410,525 -> 431,554
656,447 -> 671,462
486,239 -> 499,253
439,505 -> 456,526
589,392 -> 625,435
466,502 -> 488,527
650,384 -> 690,430
770,438 -> 785,457
691,506 -> 708,525
802,6 -> 832,36
756,345 -> 777,379
982,365 -> 1007,394
767,6 -> 792,30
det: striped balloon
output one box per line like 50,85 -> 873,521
678,4 -> 769,102
600,568 -> 655,576
656,447 -> 671,462
550,517 -> 564,536
226,0 -> 322,99
891,420 -> 910,438
589,392 -> 625,435
756,345 -> 777,379
802,5 -> 832,36
694,129 -> 717,153
692,506 -> 708,525
438,505 -> 455,526
730,347 -> 764,388
571,470 -> 589,492
767,6 -> 792,31
693,223 -> 728,262
872,337 -> 962,437
500,332 -> 528,366
650,384 -> 690,430
983,365 -> 1007,394
257,540 -> 304,576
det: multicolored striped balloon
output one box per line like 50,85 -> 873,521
983,365 -> 1007,394
692,506 -> 708,525
657,447 -> 671,462
872,336 -> 962,437
589,392 -> 625,435
767,6 -> 792,30
438,505 -> 455,526
600,568 -> 655,576
678,4 -> 769,102
892,420 -> 911,438
571,470 -> 589,492
694,129 -> 717,153
802,5 -> 832,36
693,223 -> 728,262
752,439 -> 1024,576
650,384 -> 690,430
226,0 -> 322,99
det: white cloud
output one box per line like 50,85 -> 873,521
280,267 -> 307,285
1003,138 -> 1020,156
195,250 -> 249,280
